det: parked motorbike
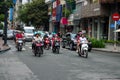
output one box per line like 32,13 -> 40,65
78,42 -> 88,58
44,38 -> 50,50
17,38 -> 23,51
52,38 -> 60,54
33,40 -> 44,57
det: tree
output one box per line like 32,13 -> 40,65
0,0 -> 13,21
18,0 -> 49,29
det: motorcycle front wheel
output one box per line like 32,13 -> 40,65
41,47 -> 43,55
46,44 -> 50,50
56,47 -> 59,54
18,45 -> 22,51
38,47 -> 42,57
84,50 -> 88,58
77,47 -> 81,56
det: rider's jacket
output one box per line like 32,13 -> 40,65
33,37 -> 43,42
16,33 -> 23,39
79,37 -> 87,43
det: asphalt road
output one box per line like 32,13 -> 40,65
3,40 -> 120,80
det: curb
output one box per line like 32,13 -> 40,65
0,47 -> 11,53
92,48 -> 120,54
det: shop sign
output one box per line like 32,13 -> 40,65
110,23 -> 114,28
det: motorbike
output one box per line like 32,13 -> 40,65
33,40 -> 44,57
17,38 -> 23,51
44,38 -> 50,50
78,42 -> 88,58
52,38 -> 60,54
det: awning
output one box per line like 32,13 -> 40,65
60,17 -> 68,25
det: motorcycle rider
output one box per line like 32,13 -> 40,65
15,31 -> 23,46
43,32 -> 49,40
76,33 -> 88,53
51,34 -> 60,49
76,31 -> 82,52
32,33 -> 43,50
43,32 -> 50,48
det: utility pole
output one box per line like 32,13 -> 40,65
3,0 -> 16,46
3,5 -> 8,46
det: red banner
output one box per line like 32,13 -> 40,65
60,17 -> 68,25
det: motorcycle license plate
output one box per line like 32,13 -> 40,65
18,40 -> 23,43
36,44 -> 41,46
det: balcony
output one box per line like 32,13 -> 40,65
81,3 -> 109,18
81,3 -> 101,18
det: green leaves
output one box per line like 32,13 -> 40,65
0,14 -> 4,21
18,0 -> 49,27
0,0 -> 13,21
89,38 -> 105,48
0,22 -> 3,29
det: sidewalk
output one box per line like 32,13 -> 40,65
0,37 -> 11,52
93,44 -> 120,53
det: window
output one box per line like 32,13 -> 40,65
25,29 -> 33,33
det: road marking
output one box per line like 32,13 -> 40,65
22,47 -> 26,50
29,47 -> 32,49
25,45 -> 30,47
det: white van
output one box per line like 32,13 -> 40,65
23,26 -> 35,41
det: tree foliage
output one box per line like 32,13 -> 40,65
0,22 -> 3,29
0,0 -> 13,21
18,0 -> 49,27
0,14 -> 4,21
62,0 -> 76,18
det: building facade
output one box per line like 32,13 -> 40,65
46,0 -> 120,41
45,0 -> 65,33
76,0 -> 120,40
14,0 -> 22,27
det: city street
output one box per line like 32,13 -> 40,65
0,40 -> 120,80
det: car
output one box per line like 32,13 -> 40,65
0,29 -> 3,36
62,33 -> 77,50
23,26 -> 35,41
7,30 -> 14,39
